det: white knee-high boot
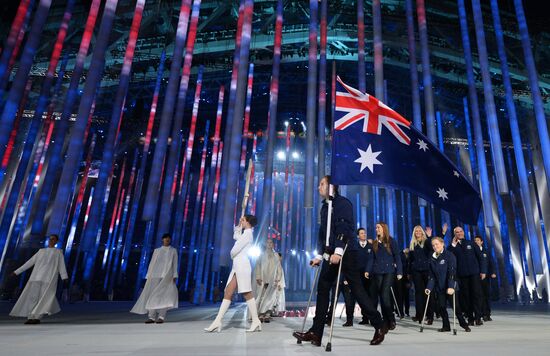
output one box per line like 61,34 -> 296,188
204,299 -> 231,332
246,298 -> 262,332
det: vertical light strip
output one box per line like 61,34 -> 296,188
30,0 -> 101,236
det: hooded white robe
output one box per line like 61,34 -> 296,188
226,226 -> 253,293
131,246 -> 178,314
254,249 -> 282,315
10,248 -> 68,318
275,268 -> 286,314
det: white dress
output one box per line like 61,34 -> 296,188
226,226 -> 253,293
131,246 -> 179,314
10,248 -> 68,318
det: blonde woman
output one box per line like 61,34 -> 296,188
408,225 -> 434,324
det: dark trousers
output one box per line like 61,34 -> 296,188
359,275 -> 371,321
412,270 -> 433,320
310,250 -> 383,339
334,274 -> 371,322
394,276 -> 410,316
370,273 -> 395,324
327,281 -> 355,323
458,274 -> 483,321
480,277 -> 491,317
433,290 -> 467,329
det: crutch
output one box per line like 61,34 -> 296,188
419,292 -> 431,332
452,285 -> 457,335
297,266 -> 321,344
338,296 -> 345,319
326,244 -> 348,352
337,282 -> 347,319
390,286 -> 403,319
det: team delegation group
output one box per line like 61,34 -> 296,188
9,175 -> 496,347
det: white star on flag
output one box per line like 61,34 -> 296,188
355,145 -> 383,173
436,187 -> 449,201
417,139 -> 429,152
453,170 -> 460,177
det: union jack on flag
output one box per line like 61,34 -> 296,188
335,76 -> 411,145
330,76 -> 482,224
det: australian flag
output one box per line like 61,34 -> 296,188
331,76 -> 482,224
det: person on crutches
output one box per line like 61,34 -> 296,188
425,237 -> 471,333
292,175 -> 388,349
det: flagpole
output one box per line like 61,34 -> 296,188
317,0 -> 327,181
325,185 -> 334,249
357,0 -> 368,229
257,0 -> 282,247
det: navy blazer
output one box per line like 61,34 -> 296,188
357,240 -> 373,273
408,238 -> 432,273
318,194 -> 356,255
447,239 -> 488,276
426,249 -> 458,292
400,250 -> 410,276
367,238 -> 403,276
479,247 -> 496,275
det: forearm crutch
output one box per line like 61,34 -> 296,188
297,266 -> 321,344
452,291 -> 457,335
390,286 -> 403,319
419,292 -> 431,332
338,300 -> 345,319
338,283 -> 346,319
326,244 -> 348,352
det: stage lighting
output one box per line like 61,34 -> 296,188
248,246 -> 261,258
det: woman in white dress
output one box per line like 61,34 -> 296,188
204,214 -> 262,332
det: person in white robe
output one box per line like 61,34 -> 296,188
10,234 -> 68,324
204,214 -> 262,333
131,233 -> 178,323
253,239 -> 282,322
274,252 -> 286,315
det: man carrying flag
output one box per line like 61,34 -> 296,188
293,77 -> 481,349
292,175 -> 388,347
331,76 -> 481,224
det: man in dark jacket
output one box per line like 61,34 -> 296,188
394,248 -> 411,318
326,227 -> 373,327
293,176 -> 388,346
448,227 -> 487,326
356,227 -> 373,324
474,235 -> 497,321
